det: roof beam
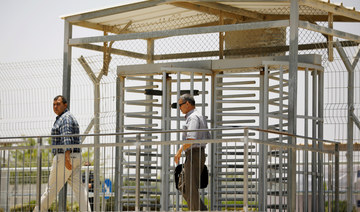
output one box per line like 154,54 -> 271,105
69,20 -> 290,45
194,2 -> 265,20
73,21 -> 134,34
74,44 -> 146,60
299,21 -> 360,43
299,0 -> 360,21
153,40 -> 358,60
169,2 -> 244,21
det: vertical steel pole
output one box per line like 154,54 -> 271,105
161,72 -> 170,211
60,19 -> 73,211
5,151 -> 10,212
244,129 -> 249,212
135,134 -> 141,212
312,70 -> 318,211
347,51 -> 355,212
304,67 -> 309,211
190,72 -> 194,96
289,0 -> 299,211
279,65 -> 284,211
334,40 -> 354,212
290,137 -> 297,211
115,76 -> 125,211
143,38 -> 154,211
213,71 -> 223,210
0,148 -> 2,210
219,12 -> 224,59
259,66 -> 267,211
176,71 -> 181,211
318,70 -> 324,212
62,20 -> 72,102
201,73 -> 206,203
94,82 -> 101,212
36,138 -> 42,212
335,143 -> 339,212
210,72 -> 216,211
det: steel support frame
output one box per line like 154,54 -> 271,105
160,72 -> 171,211
176,71 -> 182,211
318,69 -> 325,212
209,72 -> 217,211
78,56 -> 103,211
144,38 -> 155,211
288,0 -> 299,211
115,76 -> 125,211
69,20 -> 290,46
311,70 -> 318,211
259,64 -> 268,211
213,71 -> 223,211
59,19 -> 73,212
304,67 -> 309,211
61,4 -> 350,210
35,138 -> 42,212
334,40 -> 356,212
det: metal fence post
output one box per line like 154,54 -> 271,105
335,143 -> 339,212
115,76 -> 124,211
289,136 -> 297,211
36,137 -> 42,212
243,129 -> 249,212
135,134 -> 141,212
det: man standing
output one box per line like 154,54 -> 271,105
174,94 -> 210,211
34,95 -> 90,211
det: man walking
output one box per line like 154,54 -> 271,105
174,94 -> 210,211
34,95 -> 90,211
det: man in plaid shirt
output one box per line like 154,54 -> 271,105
34,95 -> 91,211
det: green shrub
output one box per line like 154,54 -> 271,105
325,200 -> 356,212
10,200 -> 79,212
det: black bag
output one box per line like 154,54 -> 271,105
174,164 -> 209,190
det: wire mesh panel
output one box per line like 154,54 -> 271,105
1,0 -> 360,210
0,128 -> 338,211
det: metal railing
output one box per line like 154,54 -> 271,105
0,127 -> 339,211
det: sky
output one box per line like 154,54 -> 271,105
0,0 -> 360,63
0,0 -> 140,62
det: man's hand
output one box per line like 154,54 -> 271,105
182,143 -> 192,151
65,150 -> 72,170
174,148 -> 182,164
174,143 -> 193,164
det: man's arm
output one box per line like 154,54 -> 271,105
65,150 -> 72,170
174,116 -> 199,164
174,139 -> 194,164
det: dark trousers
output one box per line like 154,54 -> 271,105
179,148 -> 207,211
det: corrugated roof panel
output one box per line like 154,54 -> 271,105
88,4 -> 192,26
221,1 -> 290,9
62,0 -> 360,33
127,11 -> 218,33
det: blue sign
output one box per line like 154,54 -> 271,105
102,178 -> 112,199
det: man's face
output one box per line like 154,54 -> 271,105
178,99 -> 190,114
53,97 -> 67,116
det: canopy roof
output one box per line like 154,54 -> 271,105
61,0 -> 360,34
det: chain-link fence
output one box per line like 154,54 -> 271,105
1,1 -> 360,211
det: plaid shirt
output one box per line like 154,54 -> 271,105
51,108 -> 81,155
